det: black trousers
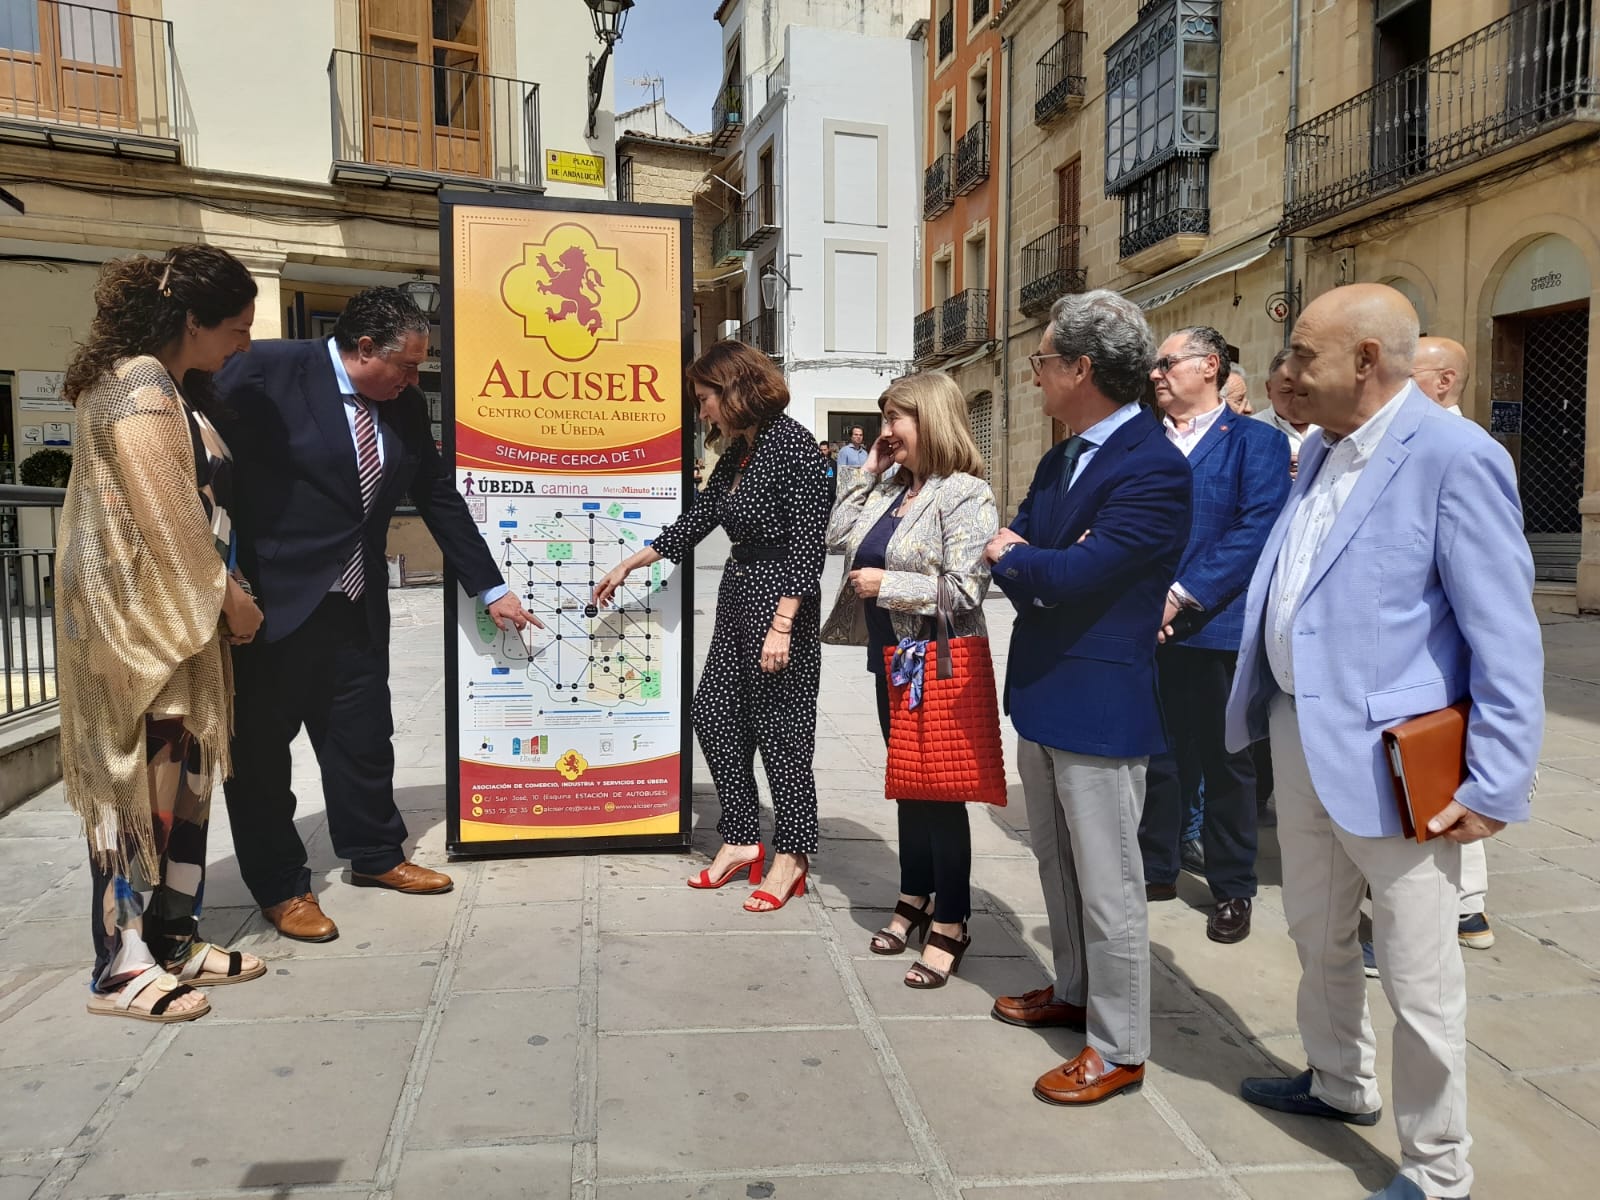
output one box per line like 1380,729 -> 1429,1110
874,671 -> 971,924
224,593 -> 406,907
1139,645 -> 1258,901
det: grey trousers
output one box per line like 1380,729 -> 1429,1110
1016,737 -> 1151,1066
1270,695 -> 1472,1198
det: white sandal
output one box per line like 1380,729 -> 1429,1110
170,942 -> 266,987
85,964 -> 211,1023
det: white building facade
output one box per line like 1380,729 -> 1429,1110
709,0 -> 923,440
0,0 -> 624,557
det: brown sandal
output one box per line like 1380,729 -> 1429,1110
870,899 -> 934,955
904,930 -> 972,989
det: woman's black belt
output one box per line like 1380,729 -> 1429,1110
729,544 -> 786,563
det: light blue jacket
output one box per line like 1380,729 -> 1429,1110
1224,385 -> 1544,837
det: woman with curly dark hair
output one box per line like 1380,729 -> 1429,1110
57,243 -> 265,1023
594,340 -> 831,912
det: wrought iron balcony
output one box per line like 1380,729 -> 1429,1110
923,152 -> 955,218
738,183 -> 779,250
913,307 -> 939,365
737,312 -> 779,358
940,289 -> 991,355
972,0 -> 991,24
1019,224 -> 1088,317
955,119 -> 989,194
938,9 -> 954,61
1285,0 -> 1599,235
0,0 -> 178,158
1035,30 -> 1087,125
1120,157 -> 1210,260
711,214 -> 744,267
711,80 -> 743,147
329,49 -> 540,189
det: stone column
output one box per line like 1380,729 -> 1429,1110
229,251 -> 286,339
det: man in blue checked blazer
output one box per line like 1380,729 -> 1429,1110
1138,327 -> 1290,945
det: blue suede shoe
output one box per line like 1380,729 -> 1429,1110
1366,1174 -> 1453,1200
1240,1070 -> 1382,1126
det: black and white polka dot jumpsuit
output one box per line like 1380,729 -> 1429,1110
650,415 -> 830,853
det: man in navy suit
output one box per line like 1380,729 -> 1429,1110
984,290 -> 1192,1107
1138,327 -> 1290,943
214,289 -> 534,942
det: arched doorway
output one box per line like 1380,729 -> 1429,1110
1490,234 -> 1592,584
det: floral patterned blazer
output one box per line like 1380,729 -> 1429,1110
820,470 -> 999,646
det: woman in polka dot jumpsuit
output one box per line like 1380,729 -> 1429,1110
594,342 -> 831,911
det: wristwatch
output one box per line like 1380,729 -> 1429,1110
996,541 -> 1019,562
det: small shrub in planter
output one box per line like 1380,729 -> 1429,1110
19,449 -> 72,489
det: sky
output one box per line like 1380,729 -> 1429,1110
613,0 -> 725,136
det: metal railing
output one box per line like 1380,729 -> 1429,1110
955,118 -> 989,193
939,9 -> 955,60
924,152 -> 955,217
328,49 -> 540,188
0,486 -> 62,720
1120,157 -> 1210,258
712,213 -> 744,266
973,0 -> 991,24
940,288 -> 991,354
0,0 -> 177,147
914,307 -> 939,364
737,312 -> 779,358
1035,30 -> 1087,125
1019,223 -> 1088,316
738,182 -> 780,249
712,80 -> 743,146
1285,0 -> 1597,231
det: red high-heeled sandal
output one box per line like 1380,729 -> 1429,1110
686,845 -> 765,890
744,861 -> 808,912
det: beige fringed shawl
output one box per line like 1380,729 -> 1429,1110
56,355 -> 232,879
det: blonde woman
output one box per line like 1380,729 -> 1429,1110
822,372 -> 999,987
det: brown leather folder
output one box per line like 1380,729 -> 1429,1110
1382,701 -> 1471,843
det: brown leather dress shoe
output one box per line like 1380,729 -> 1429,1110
1033,1047 -> 1145,1106
351,861 -> 454,894
1146,882 -> 1178,902
991,985 -> 1087,1030
1208,897 -> 1252,944
262,893 -> 339,943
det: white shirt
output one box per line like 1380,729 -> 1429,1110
1067,401 -> 1144,489
1265,384 -> 1411,693
1251,406 -> 1317,454
327,338 -> 386,470
1162,401 -> 1226,458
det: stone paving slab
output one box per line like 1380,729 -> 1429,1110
1,576 -> 1598,1199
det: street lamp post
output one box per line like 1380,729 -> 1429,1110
584,0 -> 634,140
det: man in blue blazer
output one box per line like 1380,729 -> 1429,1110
1138,327 -> 1290,943
1225,285 -> 1543,1200
984,290 -> 1192,1107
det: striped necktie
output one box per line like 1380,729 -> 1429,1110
339,396 -> 382,600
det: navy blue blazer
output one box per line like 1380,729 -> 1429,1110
212,340 -> 503,645
1168,410 -> 1291,652
994,408 -> 1193,758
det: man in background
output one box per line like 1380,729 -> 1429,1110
1412,335 -> 1469,415
836,424 -> 870,469
1222,365 -> 1252,415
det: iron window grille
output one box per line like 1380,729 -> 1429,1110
955,119 -> 990,193
1035,31 -> 1088,125
923,152 -> 955,217
1019,224 -> 1088,316
1118,157 -> 1210,258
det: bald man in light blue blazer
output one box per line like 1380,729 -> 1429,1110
1224,284 -> 1543,1200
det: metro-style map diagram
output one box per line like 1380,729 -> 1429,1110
467,495 -> 676,716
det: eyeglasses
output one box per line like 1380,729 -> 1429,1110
1028,351 -> 1064,374
1151,351 -> 1210,375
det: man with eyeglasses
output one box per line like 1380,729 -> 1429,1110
1138,326 -> 1290,946
983,290 -> 1192,1107
214,287 -> 536,943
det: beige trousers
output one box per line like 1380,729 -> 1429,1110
1269,695 -> 1471,1198
1016,737 -> 1150,1066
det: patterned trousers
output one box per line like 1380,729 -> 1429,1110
87,715 -> 212,992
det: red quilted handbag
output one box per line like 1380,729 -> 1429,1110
882,577 -> 1007,805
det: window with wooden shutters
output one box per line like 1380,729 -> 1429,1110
360,0 -> 487,177
1057,158 -> 1080,225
